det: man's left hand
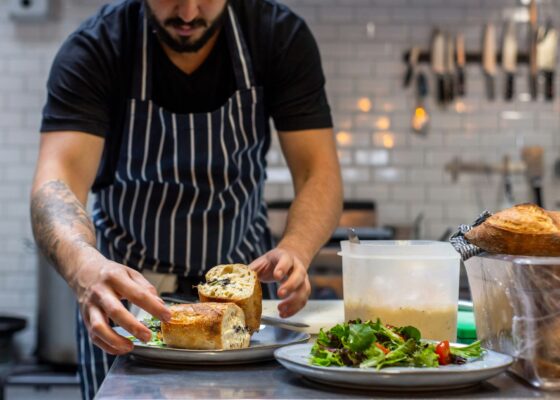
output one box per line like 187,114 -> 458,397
249,247 -> 311,318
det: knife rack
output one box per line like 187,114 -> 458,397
402,50 -> 530,65
445,156 -> 526,183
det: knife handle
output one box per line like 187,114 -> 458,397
485,74 -> 495,101
403,65 -> 414,88
457,68 -> 465,97
534,184 -> 543,208
447,74 -> 455,102
437,76 -> 446,105
418,72 -> 428,98
505,73 -> 515,101
545,71 -> 554,101
530,75 -> 538,100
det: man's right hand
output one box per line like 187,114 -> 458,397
71,253 -> 172,355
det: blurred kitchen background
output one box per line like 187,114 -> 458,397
1,0 -> 560,397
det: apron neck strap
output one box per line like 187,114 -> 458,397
133,7 -> 153,101
224,4 -> 256,91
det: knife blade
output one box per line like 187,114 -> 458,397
502,21 -> 518,101
431,30 -> 446,105
537,23 -> 558,101
482,23 -> 497,101
403,46 -> 420,88
445,33 -> 455,103
456,33 -> 466,97
529,0 -> 538,100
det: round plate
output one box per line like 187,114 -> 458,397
114,325 -> 309,366
274,343 -> 514,392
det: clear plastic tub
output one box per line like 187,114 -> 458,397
339,240 -> 461,342
465,254 -> 560,390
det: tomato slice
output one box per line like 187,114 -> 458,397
375,342 -> 390,354
435,340 -> 451,365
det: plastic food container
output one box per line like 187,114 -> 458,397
339,241 -> 461,342
465,254 -> 560,390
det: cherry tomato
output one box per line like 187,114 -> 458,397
435,340 -> 451,365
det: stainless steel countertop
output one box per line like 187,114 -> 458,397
96,356 -> 554,399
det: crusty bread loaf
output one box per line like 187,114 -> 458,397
197,264 -> 262,334
465,203 -> 560,256
161,303 -> 250,350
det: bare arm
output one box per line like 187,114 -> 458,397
31,132 -> 170,354
276,127 -> 343,265
250,128 -> 343,316
31,132 -> 102,279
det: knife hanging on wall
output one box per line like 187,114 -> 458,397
431,30 -> 446,106
528,0 -> 538,100
537,23 -> 558,101
456,33 -> 466,97
445,33 -> 455,103
403,46 -> 420,88
482,23 -> 497,101
502,21 -> 518,101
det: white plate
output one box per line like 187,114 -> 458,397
274,343 -> 514,392
114,325 -> 309,366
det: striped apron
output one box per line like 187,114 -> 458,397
77,5 -> 273,399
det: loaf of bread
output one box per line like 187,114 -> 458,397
465,203 -> 560,256
161,303 -> 250,350
197,264 -> 262,333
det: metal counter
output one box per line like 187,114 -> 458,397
96,356 -> 555,399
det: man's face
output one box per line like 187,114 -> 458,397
145,0 -> 228,53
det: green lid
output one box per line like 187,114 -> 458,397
457,310 -> 477,340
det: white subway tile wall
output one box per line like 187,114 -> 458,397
1,0 -> 560,354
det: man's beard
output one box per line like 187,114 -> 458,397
145,1 -> 227,53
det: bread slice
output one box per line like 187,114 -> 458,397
465,203 -> 560,256
161,303 -> 250,350
197,264 -> 262,333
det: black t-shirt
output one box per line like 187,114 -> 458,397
41,0 -> 332,189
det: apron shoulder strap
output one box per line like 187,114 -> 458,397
225,4 -> 256,90
132,6 -> 153,101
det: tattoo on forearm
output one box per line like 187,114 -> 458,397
30,180 -> 96,270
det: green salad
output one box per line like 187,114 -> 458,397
126,316 -> 165,347
310,319 -> 483,370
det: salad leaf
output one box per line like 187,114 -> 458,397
359,344 -> 387,369
316,328 -> 331,347
396,326 -> 421,341
147,330 -> 165,347
347,323 -> 376,352
378,324 -> 405,345
412,343 -> 439,368
450,340 -> 483,359
310,344 -> 344,367
142,316 -> 161,331
376,339 -> 417,369
329,323 -> 350,342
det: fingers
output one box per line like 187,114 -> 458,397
277,262 -> 306,299
106,267 -> 171,322
278,277 -> 311,318
248,256 -> 267,271
91,335 -> 126,355
249,254 -> 278,282
272,251 -> 293,282
248,256 -> 269,279
92,287 -> 153,342
86,305 -> 134,354
128,269 -> 158,297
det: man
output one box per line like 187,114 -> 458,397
30,0 -> 342,398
